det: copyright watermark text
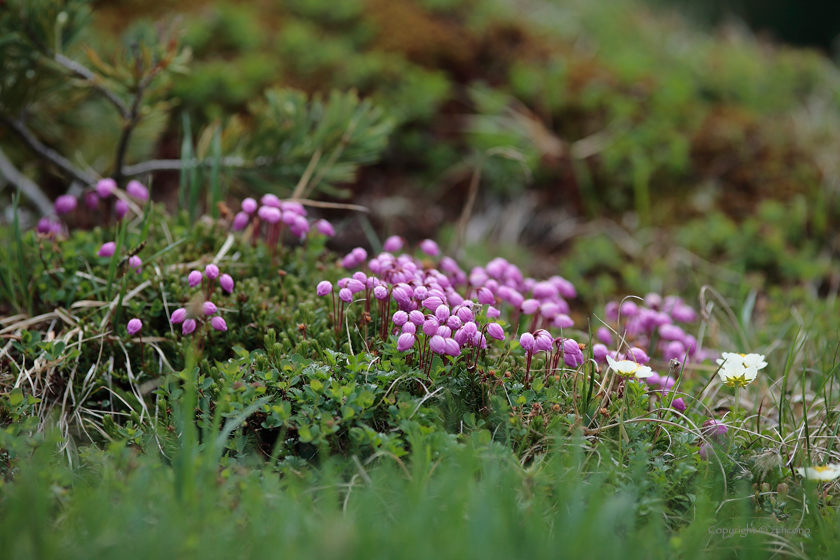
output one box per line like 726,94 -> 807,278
708,526 -> 809,538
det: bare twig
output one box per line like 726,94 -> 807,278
0,115 -> 98,185
121,156 -> 269,176
0,147 -> 53,215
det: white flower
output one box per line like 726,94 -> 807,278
607,355 -> 653,379
796,464 -> 840,481
715,352 -> 766,388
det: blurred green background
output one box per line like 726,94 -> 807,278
3,0 -> 840,302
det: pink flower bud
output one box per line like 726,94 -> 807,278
627,347 -> 650,364
98,242 -> 116,257
205,264 -> 219,281
220,274 -> 234,293
351,247 -> 367,262
435,305 -> 450,322
339,288 -> 352,303
397,332 -> 416,352
232,212 -> 249,231
84,191 -> 100,210
346,279 -> 365,294
393,311 -> 408,326
560,338 -> 584,368
549,276 -> 576,299
373,286 -> 387,300
461,322 -> 478,338
115,199 -> 129,219
314,219 -> 335,237
456,307 -> 474,323
258,206 -> 282,224
261,194 -> 282,208
596,327 -> 613,345
645,293 -> 662,309
409,310 -> 425,326
210,316 -> 227,332
203,301 -> 218,315
54,194 -> 77,215
521,299 -> 540,315
620,301 -> 639,317
187,270 -> 201,288
551,314 -> 574,329
127,318 -> 142,336
129,256 -> 142,272
317,281 -> 333,296
520,333 -> 536,353
663,340 -> 686,362
383,235 -> 403,252
182,319 -> 197,335
444,338 -> 461,356
659,324 -> 685,341
532,282 -> 557,300
420,239 -> 440,256
242,198 -> 258,214
477,287 -> 495,305
446,315 -> 461,330
671,303 -> 697,323
436,326 -> 452,338
672,397 -> 686,413
533,335 -> 552,353
487,306 -> 500,319
170,308 -> 188,324
188,271 -> 202,287
422,296 -> 444,311
593,344 -> 608,363
422,319 -> 439,337
429,335 -> 446,354
126,180 -> 149,200
486,323 -> 505,341
96,178 -> 116,198
402,322 -> 416,335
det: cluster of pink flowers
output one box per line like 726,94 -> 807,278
317,240 -> 582,378
594,294 -> 711,365
38,178 -> 149,236
590,294 -> 715,413
518,330 -> 584,386
230,195 -> 334,256
169,264 -> 233,335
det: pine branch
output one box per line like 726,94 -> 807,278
19,19 -> 131,119
53,54 -> 130,119
0,146 -> 54,215
0,115 -> 97,185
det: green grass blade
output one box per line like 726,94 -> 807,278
12,190 -> 32,315
104,219 -> 127,302
208,125 -> 221,219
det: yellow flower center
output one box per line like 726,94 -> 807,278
739,353 -> 747,357
813,466 -> 830,473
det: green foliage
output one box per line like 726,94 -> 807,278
222,87 -> 394,198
